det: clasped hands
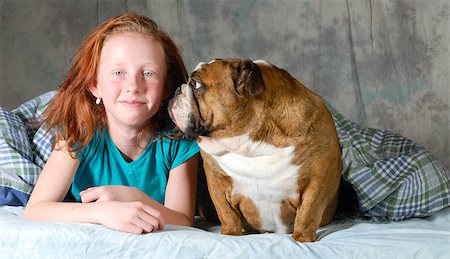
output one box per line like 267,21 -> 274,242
79,186 -> 164,234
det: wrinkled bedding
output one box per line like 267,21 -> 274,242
1,205 -> 449,258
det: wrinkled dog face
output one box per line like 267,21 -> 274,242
168,59 -> 265,138
168,80 -> 202,138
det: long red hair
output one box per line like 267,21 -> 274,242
44,13 -> 188,153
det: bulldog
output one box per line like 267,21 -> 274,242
168,59 -> 342,242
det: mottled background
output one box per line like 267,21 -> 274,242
1,0 -> 449,168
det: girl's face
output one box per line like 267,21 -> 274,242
91,32 -> 167,131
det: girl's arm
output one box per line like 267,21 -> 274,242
24,140 -> 164,234
24,140 -> 82,221
162,154 -> 199,226
79,154 -> 199,226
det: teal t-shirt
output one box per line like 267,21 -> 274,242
72,130 -> 199,204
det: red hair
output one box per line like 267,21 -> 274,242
44,13 -> 188,153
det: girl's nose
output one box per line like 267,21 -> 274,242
126,75 -> 143,93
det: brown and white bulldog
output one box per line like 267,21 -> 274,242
168,59 -> 341,242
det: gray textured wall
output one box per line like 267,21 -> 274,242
1,0 -> 449,168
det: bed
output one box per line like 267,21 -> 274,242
1,92 -> 450,258
1,205 -> 449,258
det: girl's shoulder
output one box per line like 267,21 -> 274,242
76,129 -> 105,160
153,131 -> 199,169
154,131 -> 198,149
154,131 -> 199,156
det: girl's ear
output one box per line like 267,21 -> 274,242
88,82 -> 100,98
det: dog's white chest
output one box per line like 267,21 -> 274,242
198,135 -> 300,233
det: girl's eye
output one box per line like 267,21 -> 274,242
113,71 -> 124,77
144,71 -> 153,77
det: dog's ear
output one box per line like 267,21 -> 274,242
234,60 -> 265,97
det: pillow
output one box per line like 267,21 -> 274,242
327,103 -> 450,221
0,91 -> 55,206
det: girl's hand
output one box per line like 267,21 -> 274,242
81,187 -> 166,233
95,201 -> 164,234
80,186 -> 143,203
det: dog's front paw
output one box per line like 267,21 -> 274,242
221,223 -> 243,236
292,229 -> 316,242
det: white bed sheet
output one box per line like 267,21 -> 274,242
1,206 -> 449,258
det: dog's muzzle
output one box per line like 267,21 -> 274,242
168,84 -> 206,138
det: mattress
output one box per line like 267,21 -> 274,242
1,205 -> 449,258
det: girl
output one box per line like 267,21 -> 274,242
24,13 -> 200,234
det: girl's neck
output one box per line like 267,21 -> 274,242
107,122 -> 155,162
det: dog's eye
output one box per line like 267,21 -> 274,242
193,81 -> 203,90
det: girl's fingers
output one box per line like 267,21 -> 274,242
97,201 -> 164,234
141,204 -> 165,229
131,215 -> 158,233
126,223 -> 147,235
79,187 -> 101,203
135,205 -> 164,232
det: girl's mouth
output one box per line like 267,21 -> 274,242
120,101 -> 146,107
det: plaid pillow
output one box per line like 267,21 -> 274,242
327,103 -> 450,221
0,91 -> 55,206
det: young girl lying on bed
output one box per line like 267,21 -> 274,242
24,12 -> 200,234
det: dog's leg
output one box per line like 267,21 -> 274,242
201,151 -> 243,236
292,158 -> 340,242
